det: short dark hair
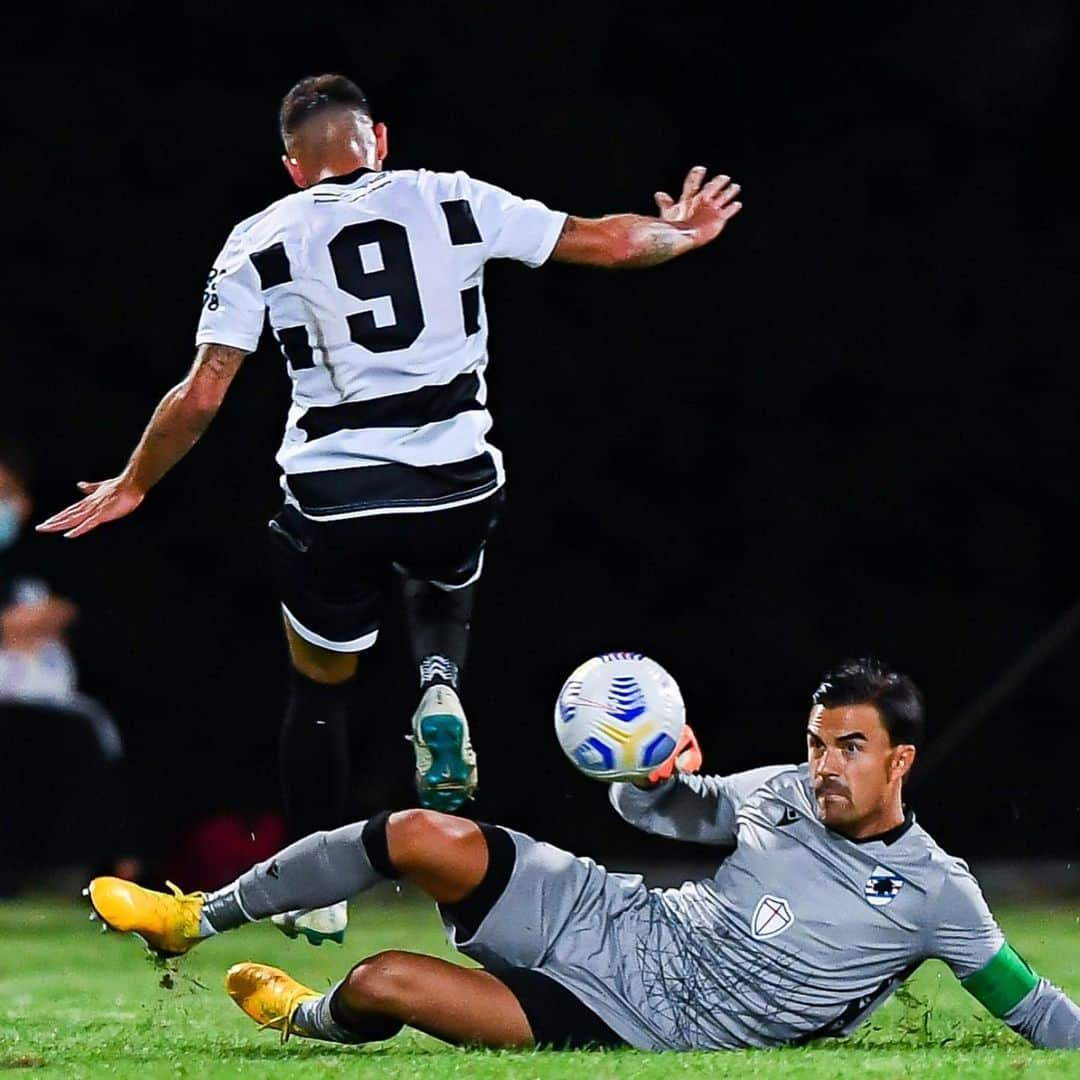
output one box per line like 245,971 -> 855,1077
811,658 -> 925,749
279,74 -> 371,139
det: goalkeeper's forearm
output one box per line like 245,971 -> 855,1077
1003,980 -> 1080,1049
609,773 -> 733,844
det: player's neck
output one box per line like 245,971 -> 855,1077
310,154 -> 379,183
838,798 -> 907,841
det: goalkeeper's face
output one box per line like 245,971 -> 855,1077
806,703 -> 913,837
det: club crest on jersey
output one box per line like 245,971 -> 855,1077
864,865 -> 905,907
751,894 -> 794,939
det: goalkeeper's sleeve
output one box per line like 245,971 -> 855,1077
927,860 -> 1080,1049
997,974 -> 1080,1049
608,764 -> 794,844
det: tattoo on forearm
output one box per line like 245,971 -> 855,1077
622,222 -> 692,268
643,226 -> 684,260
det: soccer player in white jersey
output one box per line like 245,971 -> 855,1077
38,74 -> 742,944
87,658 -> 1079,1052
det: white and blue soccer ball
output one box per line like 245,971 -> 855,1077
554,652 -> 686,781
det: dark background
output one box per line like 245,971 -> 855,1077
5,5 -> 1079,872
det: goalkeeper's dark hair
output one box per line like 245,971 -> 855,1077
811,658 -> 925,749
279,74 -> 371,139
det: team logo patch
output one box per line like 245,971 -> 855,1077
864,865 -> 905,907
751,894 -> 794,939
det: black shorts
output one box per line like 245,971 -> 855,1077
267,490 -> 504,652
440,825 -> 627,1051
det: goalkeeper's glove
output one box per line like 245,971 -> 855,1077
647,723 -> 702,784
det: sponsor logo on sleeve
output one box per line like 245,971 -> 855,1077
751,894 -> 794,939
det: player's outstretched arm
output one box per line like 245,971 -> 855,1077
551,166 -> 741,269
609,726 -> 793,845
993,969 -> 1080,1049
36,344 -> 247,539
930,868 -> 1080,1049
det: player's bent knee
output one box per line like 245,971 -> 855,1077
387,809 -> 479,868
343,951 -> 419,1010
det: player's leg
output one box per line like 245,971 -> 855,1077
86,809 -> 488,955
402,577 -> 478,811
216,811 -> 627,1050
266,505 -> 386,943
226,951 -> 534,1048
397,491 -> 504,810
272,624 -> 358,944
279,623 -> 356,843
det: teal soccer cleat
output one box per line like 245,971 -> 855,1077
410,684 -> 477,812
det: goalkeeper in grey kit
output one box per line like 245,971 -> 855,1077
87,658 -> 1079,1051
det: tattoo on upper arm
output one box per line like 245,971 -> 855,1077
197,344 -> 246,381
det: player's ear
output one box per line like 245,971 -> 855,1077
891,744 -> 916,782
281,153 -> 307,188
374,122 -> 388,165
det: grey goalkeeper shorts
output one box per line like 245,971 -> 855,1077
440,826 -> 663,1049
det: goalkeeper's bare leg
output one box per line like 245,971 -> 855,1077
225,950 -> 532,1047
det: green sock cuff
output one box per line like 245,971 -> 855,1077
961,942 -> 1039,1017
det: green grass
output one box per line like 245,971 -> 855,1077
1,884 -> 1077,1077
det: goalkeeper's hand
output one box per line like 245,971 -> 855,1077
632,724 -> 702,787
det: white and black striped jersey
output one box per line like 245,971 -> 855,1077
195,168 -> 567,519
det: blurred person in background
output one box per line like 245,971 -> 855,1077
0,442 -> 138,895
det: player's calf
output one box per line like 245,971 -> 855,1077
335,950 -> 534,1048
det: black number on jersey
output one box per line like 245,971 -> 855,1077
328,221 -> 424,353
202,267 -> 221,311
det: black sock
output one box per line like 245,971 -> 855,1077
328,973 -> 405,1042
401,578 -> 474,689
279,670 -> 352,841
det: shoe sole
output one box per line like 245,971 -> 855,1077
416,714 -> 476,812
275,924 -> 345,947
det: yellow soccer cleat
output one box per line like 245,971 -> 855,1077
225,962 -> 321,1042
86,877 -> 205,957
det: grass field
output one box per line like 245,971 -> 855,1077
1,884 -> 1077,1078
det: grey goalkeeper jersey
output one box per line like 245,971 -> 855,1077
604,764 -> 1080,1049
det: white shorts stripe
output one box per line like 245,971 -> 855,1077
281,605 -> 379,653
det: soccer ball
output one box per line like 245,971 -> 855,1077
554,652 -> 685,781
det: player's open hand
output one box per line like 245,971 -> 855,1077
655,166 -> 741,247
636,724 -> 703,787
35,476 -> 145,539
